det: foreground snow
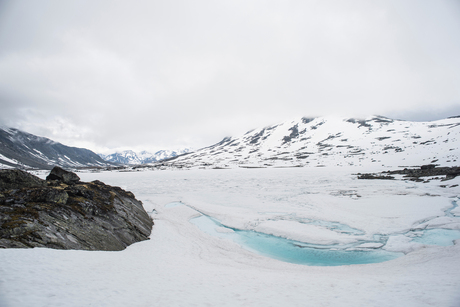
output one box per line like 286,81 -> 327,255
1,167 -> 460,306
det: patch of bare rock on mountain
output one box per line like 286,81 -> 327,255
0,167 -> 153,250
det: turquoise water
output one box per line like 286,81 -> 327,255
232,228 -> 400,266
408,200 -> 460,246
190,215 -> 402,266
445,200 -> 459,218
411,229 -> 460,246
171,200 -> 460,266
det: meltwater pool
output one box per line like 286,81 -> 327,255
189,214 -> 402,266
167,200 -> 460,266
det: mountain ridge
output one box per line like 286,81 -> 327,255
0,127 -> 112,170
150,115 -> 460,169
2,115 -> 459,170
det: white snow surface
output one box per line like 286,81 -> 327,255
1,167 -> 460,306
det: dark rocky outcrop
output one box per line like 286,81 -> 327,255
0,167 -> 153,250
358,165 -> 460,182
0,169 -> 47,190
357,173 -> 394,180
385,165 -> 460,181
282,124 -> 299,144
46,166 -> 80,184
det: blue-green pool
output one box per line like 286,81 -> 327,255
190,214 -> 402,266
168,200 -> 460,266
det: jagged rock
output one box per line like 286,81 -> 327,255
46,166 -> 80,184
0,169 -> 153,250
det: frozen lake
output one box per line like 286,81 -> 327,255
1,167 -> 460,306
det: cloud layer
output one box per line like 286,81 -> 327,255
1,0 -> 459,153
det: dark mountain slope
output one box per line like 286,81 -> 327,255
0,127 -> 110,169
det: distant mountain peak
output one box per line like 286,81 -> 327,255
99,148 -> 192,165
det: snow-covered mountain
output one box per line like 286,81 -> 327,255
99,149 -> 192,165
0,127 -> 111,170
159,115 -> 460,169
99,150 -> 141,165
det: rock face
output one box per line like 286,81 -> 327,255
0,167 -> 153,250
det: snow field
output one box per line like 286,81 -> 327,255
1,167 -> 460,306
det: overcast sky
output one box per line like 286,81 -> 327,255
1,0 -> 459,154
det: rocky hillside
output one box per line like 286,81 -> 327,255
156,115 -> 460,169
0,167 -> 153,250
0,127 -> 112,170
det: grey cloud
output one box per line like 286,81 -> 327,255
0,0 -> 459,153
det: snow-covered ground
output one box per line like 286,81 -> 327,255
1,167 -> 460,306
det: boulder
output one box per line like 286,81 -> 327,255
46,166 -> 81,184
0,169 -> 153,251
